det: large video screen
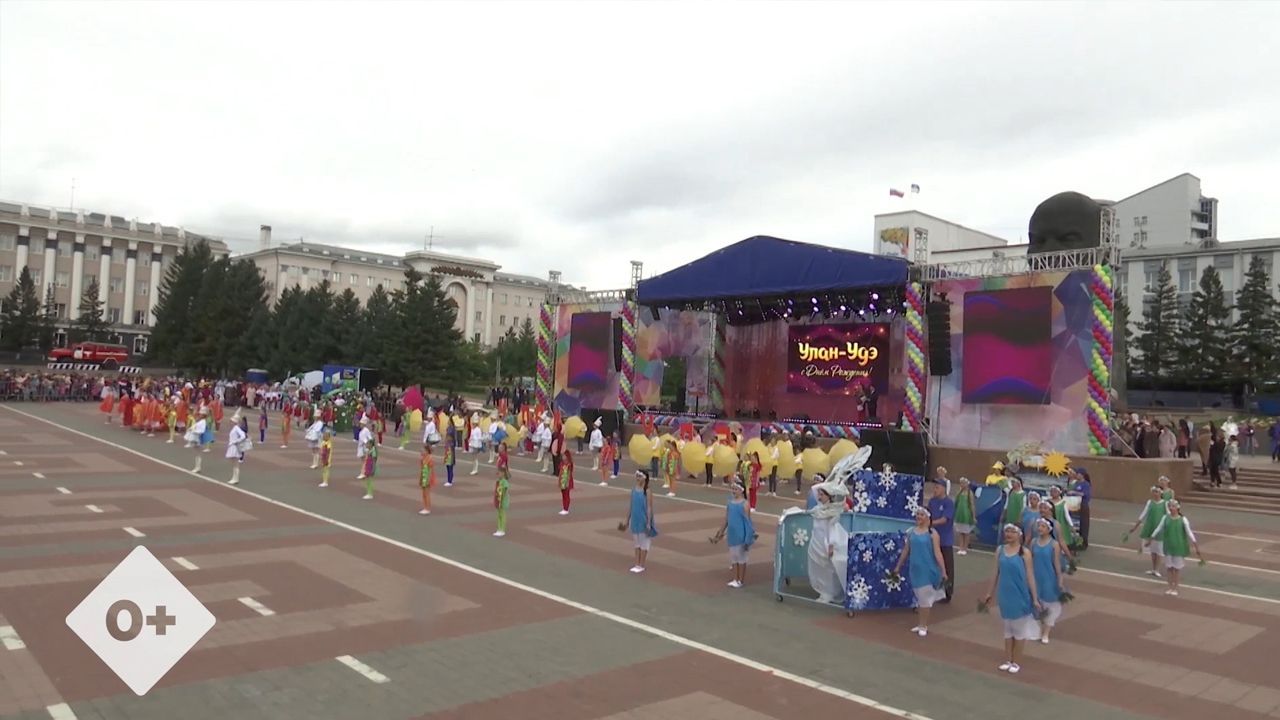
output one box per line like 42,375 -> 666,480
786,323 -> 890,396
567,312 -> 612,393
961,286 -> 1052,404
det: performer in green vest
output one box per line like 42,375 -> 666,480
953,478 -> 977,556
1002,478 -> 1027,526
1048,486 -> 1079,549
1126,485 -> 1168,578
1151,500 -> 1204,597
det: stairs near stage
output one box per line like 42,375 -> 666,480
1184,460 -> 1280,516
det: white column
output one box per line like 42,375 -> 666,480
42,234 -> 57,302
122,242 -> 138,325
147,250 -> 162,325
463,281 -> 476,340
69,234 -> 85,320
98,238 -> 112,319
15,227 -> 30,276
484,285 -> 495,345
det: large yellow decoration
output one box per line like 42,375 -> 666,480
680,440 -> 708,476
741,438 -> 776,472
827,438 -> 859,466
563,416 -> 587,440
628,434 -> 656,465
502,425 -> 525,449
711,443 -> 739,478
408,409 -> 423,433
479,417 -> 492,434
776,440 -> 798,478
800,447 -> 831,480
1044,451 -> 1072,477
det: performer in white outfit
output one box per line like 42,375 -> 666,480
589,418 -> 605,470
422,409 -> 440,446
355,416 -> 374,480
534,416 -> 549,465
807,475 -> 851,604
225,410 -> 250,485
187,408 -> 209,474
538,414 -> 553,473
468,412 -> 484,475
304,410 -> 325,469
485,411 -> 498,465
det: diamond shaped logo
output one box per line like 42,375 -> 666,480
66,546 -> 215,696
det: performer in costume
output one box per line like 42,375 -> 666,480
767,435 -> 781,496
1127,485 -> 1168,578
418,443 -> 435,515
807,475 -> 850,604
121,392 -> 135,428
536,414 -> 552,471
599,433 -> 618,485
422,409 -> 440,447
954,478 -> 977,555
619,470 -> 657,573
99,384 -> 116,424
318,430 -> 333,488
746,451 -> 763,511
211,397 -> 224,432
493,464 -> 510,537
1151,500 -> 1204,596
893,506 -> 948,637
200,403 -> 215,453
983,524 -> 1042,674
496,441 -> 510,485
1020,491 -> 1043,545
610,432 -> 621,479
258,406 -> 269,444
1003,477 -> 1027,526
1031,517 -> 1066,643
188,408 -> 210,473
304,410 -> 325,469
280,402 -> 292,448
1157,474 -> 1175,501
589,418 -> 605,470
1047,486 -> 1079,550
225,410 -> 250,485
489,414 -> 507,464
558,448 -> 575,515
443,438 -> 457,487
165,398 -> 179,444
710,479 -> 756,588
468,412 -> 484,476
360,433 -> 378,499
356,416 -> 375,480
663,439 -> 680,497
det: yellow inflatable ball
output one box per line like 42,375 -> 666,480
801,447 -> 830,480
711,443 -> 739,478
742,438 -> 776,472
479,417 -> 493,434
680,440 -> 708,475
628,434 -> 656,466
563,416 -> 587,440
776,440 -> 798,477
827,438 -> 859,466
407,409 -> 423,433
502,426 -> 526,449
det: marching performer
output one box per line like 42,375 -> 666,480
258,405 -> 269,444
619,470 -> 657,573
225,410 -> 251,485
99,383 -> 116,424
983,524 -> 1042,674
599,432 -> 617,485
710,479 -> 756,588
1151,500 -> 1204,596
558,448 -> 575,515
663,439 -> 680,497
418,442 -> 435,515
318,429 -> 333,488
468,412 -> 484,475
589,418 -> 605,470
280,401 -> 292,449
360,430 -> 378,499
165,397 -> 179,444
893,506 -> 948,637
355,416 -> 375,480
953,478 -> 977,556
187,407 -> 210,474
443,434 -> 457,487
1127,485 -> 1168,578
1031,517 -> 1066,643
493,459 -> 511,538
304,410 -> 325,469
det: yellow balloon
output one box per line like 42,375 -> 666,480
801,447 -> 830,480
408,409 -> 423,433
479,417 -> 492,433
628,434 -> 656,465
777,440 -> 797,477
563,416 -> 587,440
827,438 -> 859,466
712,444 -> 739,478
680,441 -> 708,475
502,426 -> 525,448
741,438 -> 776,472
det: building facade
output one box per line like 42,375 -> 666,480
0,201 -> 230,355
1110,173 -> 1217,251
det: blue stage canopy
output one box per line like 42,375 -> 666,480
635,235 -> 909,306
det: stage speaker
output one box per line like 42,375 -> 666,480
358,367 -> 382,391
925,299 -> 953,377
855,429 -> 929,477
613,317 -> 623,371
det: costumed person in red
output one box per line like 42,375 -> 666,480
211,396 -> 225,432
496,440 -> 510,482
280,401 -> 292,448
120,391 -> 135,428
558,448 -> 575,515
99,384 -> 116,424
748,451 -> 763,512
599,432 -> 617,485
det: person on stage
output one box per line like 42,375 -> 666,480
1127,485 -> 1168,578
1031,517 -> 1066,644
620,470 -> 657,573
419,442 -> 435,515
806,476 -> 850,604
589,418 -> 605,470
1151,500 -> 1204,596
894,506 -> 947,637
710,479 -> 755,588
225,410 -> 250,485
953,478 -> 977,556
318,429 -> 333,488
558,448 -> 575,515
983,524 -> 1042,674
304,410 -> 325,469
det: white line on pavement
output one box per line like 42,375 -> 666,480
237,597 -> 275,616
32,472 -> 45,479
1092,515 -> 1279,543
335,655 -> 389,684
46,703 -> 77,720
172,556 -> 199,571
4,405 -> 934,720
56,487 -> 71,495
84,504 -> 103,513
1,625 -> 26,651
12,460 -> 23,466
123,526 -> 145,538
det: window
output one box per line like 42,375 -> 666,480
52,303 -> 66,318
528,298 -> 534,307
54,330 -> 68,348
85,246 -> 99,261
0,234 -> 14,251
499,293 -> 507,304
1132,216 -> 1140,225
109,277 -> 124,293
133,310 -> 148,325
1213,254 -> 1233,270
350,273 -> 358,285
1140,215 -> 1148,225
1253,253 -> 1274,279
473,332 -> 481,343
1178,268 -> 1193,293
107,307 -> 122,323
58,242 -> 72,257
301,267 -> 310,276
367,276 -> 374,287
499,315 -> 506,326
83,273 -> 96,287
288,265 -> 299,276
113,249 -> 124,264
30,269 -> 41,286
133,336 -> 148,354
55,271 -> 69,288
475,311 -> 483,323
29,237 -> 43,253
136,281 -> 149,296
0,265 -> 11,282
321,269 -> 331,280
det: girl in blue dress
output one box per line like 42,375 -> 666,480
893,506 -> 948,637
710,480 -> 756,588
1031,518 -> 1066,644
618,470 -> 657,574
983,523 -> 1042,674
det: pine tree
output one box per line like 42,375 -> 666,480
73,280 -> 109,342
394,268 -> 462,388
0,267 -> 41,351
150,240 -> 215,366
1113,293 -> 1133,390
362,284 -> 399,378
1177,265 -> 1232,390
1230,255 -> 1279,389
1134,263 -> 1180,387
331,288 -> 363,364
38,284 -> 58,353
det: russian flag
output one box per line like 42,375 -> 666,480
889,188 -> 905,198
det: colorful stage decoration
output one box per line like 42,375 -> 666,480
536,302 -> 554,409
786,323 -> 889,396
709,316 -> 726,411
901,283 -> 926,432
619,300 -> 637,415
1086,264 -> 1114,456
851,466 -> 924,521
961,286 -> 1053,404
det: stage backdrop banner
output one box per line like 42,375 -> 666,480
786,323 -> 890,396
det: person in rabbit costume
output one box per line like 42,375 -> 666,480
801,446 -> 872,604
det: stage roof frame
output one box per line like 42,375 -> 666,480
635,235 -> 909,306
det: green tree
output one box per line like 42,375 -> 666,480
393,268 -> 462,388
1133,263 -> 1180,387
302,280 -> 337,365
149,240 -> 215,366
37,284 -> 58,353
1114,293 -> 1132,390
0,266 -> 41,351
1230,255 -> 1279,389
268,285 -> 308,376
331,288 -> 363,363
186,258 -> 270,375
1177,265 -> 1232,389
362,284 -> 401,379
72,279 -> 109,343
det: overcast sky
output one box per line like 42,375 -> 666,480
2,1 -> 1278,289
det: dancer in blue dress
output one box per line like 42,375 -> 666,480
1031,518 -> 1066,644
619,470 -> 657,574
893,506 -> 948,637
710,480 -> 756,588
983,523 -> 1042,674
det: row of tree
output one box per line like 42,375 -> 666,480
0,268 -> 112,352
1126,254 -> 1280,390
144,240 -> 537,388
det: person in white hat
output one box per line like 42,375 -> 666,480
589,417 -> 605,470
304,409 -> 326,469
188,407 -> 210,473
355,415 -> 374,480
225,409 -> 250,485
468,412 -> 484,475
534,414 -> 550,467
807,474 -> 851,604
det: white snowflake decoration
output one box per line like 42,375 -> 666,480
854,480 -> 867,494
911,481 -> 923,495
905,493 -> 922,516
853,493 -> 871,513
875,495 -> 889,509
884,538 -> 896,552
848,575 -> 872,609
882,573 -> 904,592
861,550 -> 873,563
878,471 -> 898,490
792,528 -> 810,547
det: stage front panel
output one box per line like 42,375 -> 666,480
961,286 -> 1053,405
